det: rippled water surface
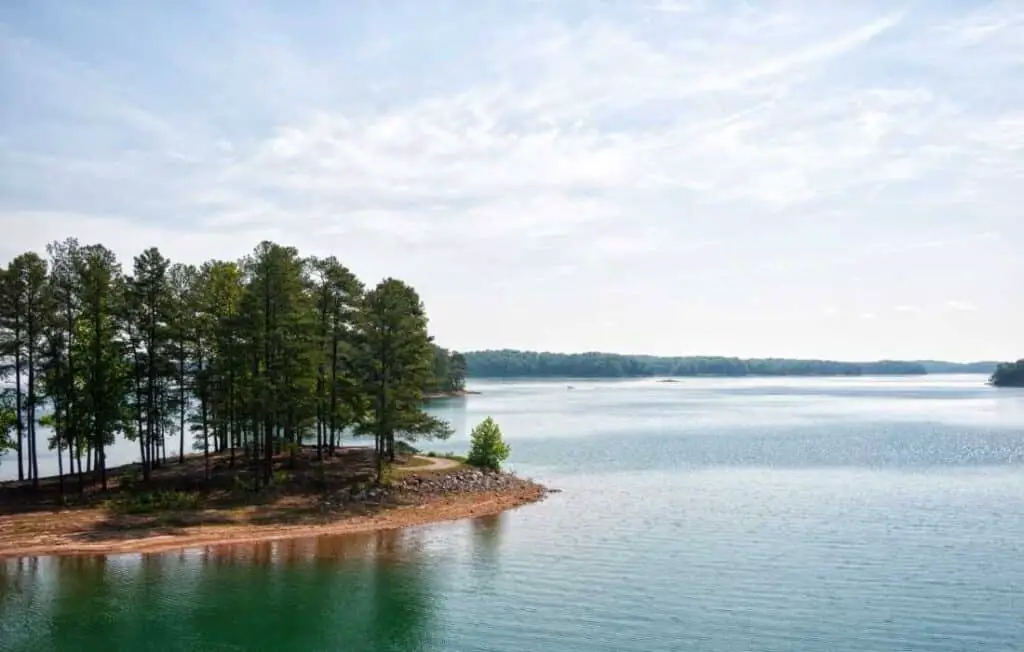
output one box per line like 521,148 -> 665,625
3,375 -> 1024,651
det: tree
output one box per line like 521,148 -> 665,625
460,349 -> 929,378
194,260 -> 247,477
42,238 -> 85,494
77,244 -> 129,490
167,263 -> 197,464
0,252 -> 51,487
466,417 -> 510,471
0,264 -> 25,481
309,256 -> 364,459
0,394 -> 16,462
990,360 -> 1024,387
237,243 -> 320,485
354,279 -> 452,482
1,238 -> 458,495
127,247 -> 174,477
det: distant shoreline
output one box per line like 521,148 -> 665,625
422,389 -> 482,399
460,350 -> 999,379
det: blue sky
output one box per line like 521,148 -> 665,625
1,0 -> 1021,361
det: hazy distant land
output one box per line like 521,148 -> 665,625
462,349 -> 1000,379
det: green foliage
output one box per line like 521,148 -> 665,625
0,399 -> 15,460
395,440 -> 420,456
105,490 -> 201,514
424,345 -> 467,394
466,417 -> 511,471
462,349 -> 928,378
990,360 -> 1024,387
354,278 -> 454,481
1,238 -> 457,494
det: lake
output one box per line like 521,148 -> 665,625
2,375 -> 1023,651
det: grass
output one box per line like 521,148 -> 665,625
104,490 -> 202,515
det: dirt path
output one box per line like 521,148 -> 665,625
410,455 -> 462,471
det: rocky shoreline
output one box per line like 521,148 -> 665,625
324,468 -> 553,509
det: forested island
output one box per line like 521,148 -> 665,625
990,360 -> 1024,387
0,239 -> 544,556
462,349 -> 933,378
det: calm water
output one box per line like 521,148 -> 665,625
2,375 -> 1023,651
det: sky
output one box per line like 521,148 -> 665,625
0,1 -> 1021,362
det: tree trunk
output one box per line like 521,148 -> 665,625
13,310 -> 24,483
55,399 -> 64,498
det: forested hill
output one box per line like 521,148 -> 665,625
990,360 -> 1024,387
462,350 -> 929,378
913,360 -> 999,374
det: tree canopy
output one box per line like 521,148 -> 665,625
0,239 -> 461,488
990,360 -> 1024,387
461,349 -> 928,378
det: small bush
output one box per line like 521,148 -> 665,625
106,490 -> 201,514
466,417 -> 511,471
118,472 -> 140,491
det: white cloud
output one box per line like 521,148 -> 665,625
1,1 -> 1022,360
946,300 -> 978,312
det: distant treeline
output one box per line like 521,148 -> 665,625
462,350 -> 933,378
990,360 -> 1024,387
913,360 -> 999,374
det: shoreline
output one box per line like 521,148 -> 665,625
0,476 -> 549,558
422,389 -> 481,399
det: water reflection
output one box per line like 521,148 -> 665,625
0,529 -> 445,652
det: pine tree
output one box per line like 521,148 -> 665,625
43,238 -> 85,494
354,279 -> 452,482
77,244 -> 128,491
0,252 -> 52,489
2,239 -> 457,494
309,256 -> 364,459
167,263 -> 197,464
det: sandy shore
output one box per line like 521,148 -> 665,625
0,483 -> 547,558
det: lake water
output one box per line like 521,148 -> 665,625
2,375 -> 1024,651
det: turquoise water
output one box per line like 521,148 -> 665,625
2,375 -> 1023,651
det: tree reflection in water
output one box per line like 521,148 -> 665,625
0,530 -> 441,651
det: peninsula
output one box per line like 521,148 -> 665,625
0,239 -> 543,557
0,446 -> 547,558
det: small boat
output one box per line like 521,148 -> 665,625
567,385 -> 575,390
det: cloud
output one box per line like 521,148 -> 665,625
946,300 -> 978,312
0,0 -> 1022,359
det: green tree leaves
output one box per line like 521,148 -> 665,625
467,417 -> 511,472
990,360 -> 1024,387
1,239 -> 464,493
354,279 -> 453,481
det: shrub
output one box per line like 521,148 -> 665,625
106,490 -> 201,514
466,417 -> 511,471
